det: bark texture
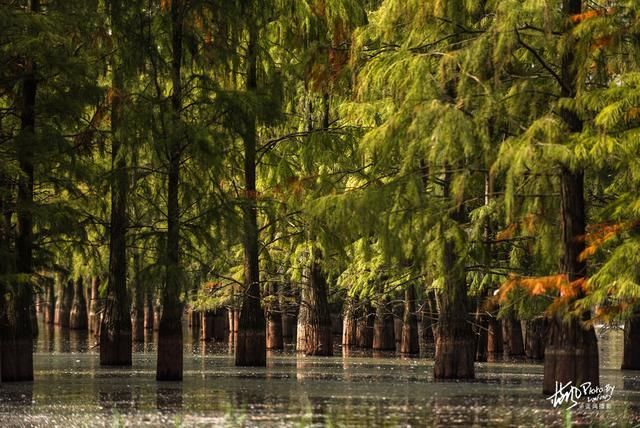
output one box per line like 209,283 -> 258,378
157,0 -> 184,380
373,298 -> 395,351
342,298 -> 358,348
296,252 -> 333,356
525,319 -> 547,360
69,277 -> 88,330
622,310 -> 640,370
400,285 -> 419,355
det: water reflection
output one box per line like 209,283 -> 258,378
0,320 -> 639,426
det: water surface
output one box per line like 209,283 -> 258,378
1,323 -> 639,427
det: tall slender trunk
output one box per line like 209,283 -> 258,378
157,0 -> 184,381
0,176 -> 9,383
8,0 -> 40,382
131,252 -> 145,343
543,0 -> 599,394
235,24 -> 266,367
88,276 -> 102,335
54,274 -> 73,327
474,295 -> 488,361
475,172 -> 492,361
543,170 -> 599,393
400,285 -> 419,355
44,280 -> 56,325
422,291 -> 438,346
101,0 -> 132,363
144,290 -> 154,331
69,277 -> 88,330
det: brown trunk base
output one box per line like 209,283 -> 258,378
156,328 -> 183,381
434,334 -> 475,379
542,317 -> 599,395
503,316 -> 524,356
132,313 -> 145,343
525,319 -> 547,360
400,322 -> 419,355
297,324 -> 333,356
266,313 -> 283,350
100,327 -> 132,366
622,312 -> 640,370
373,315 -> 395,351
235,329 -> 266,366
342,312 -> 357,348
433,319 -> 476,379
487,318 -> 503,354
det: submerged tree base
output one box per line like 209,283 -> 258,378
543,317 -> 599,395
235,329 -> 266,366
100,327 -> 132,366
622,311 -> 640,370
434,323 -> 475,379
157,321 -> 183,381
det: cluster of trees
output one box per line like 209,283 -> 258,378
1,0 -> 640,394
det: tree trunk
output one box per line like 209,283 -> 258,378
281,285 -> 297,342
502,314 -> 524,357
10,0 -> 39,382
296,251 -> 333,356
55,277 -> 73,328
543,172 -> 599,393
356,302 -> 374,348
434,169 -> 474,379
88,276 -> 102,336
525,319 -> 546,360
487,317 -> 503,354
622,309 -> 640,370
157,0 -> 185,381
266,282 -> 283,350
69,277 -> 88,330
235,24 -> 266,367
421,295 -> 436,347
373,297 -> 395,351
144,291 -> 154,331
43,280 -> 56,325
101,6 -> 132,363
542,0 -> 599,395
474,296 -> 488,362
400,285 -> 419,355
131,254 -> 145,343
201,311 -> 214,341
342,297 -> 358,348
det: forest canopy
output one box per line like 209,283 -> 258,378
1,0 -> 640,391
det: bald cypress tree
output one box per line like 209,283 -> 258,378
100,0 -> 132,366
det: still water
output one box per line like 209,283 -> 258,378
0,322 -> 639,427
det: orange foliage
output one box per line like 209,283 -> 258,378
497,274 -> 589,316
495,223 -> 516,241
591,36 -> 612,50
579,221 -> 637,261
204,281 -> 222,291
570,10 -> 600,24
570,7 -> 615,24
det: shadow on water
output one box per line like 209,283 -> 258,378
1,318 -> 639,426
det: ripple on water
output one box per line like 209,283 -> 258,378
0,323 -> 639,426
